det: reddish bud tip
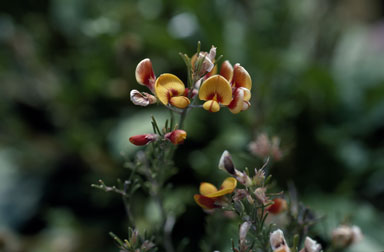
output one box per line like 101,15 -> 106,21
129,134 -> 158,146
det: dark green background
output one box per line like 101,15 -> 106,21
0,0 -> 384,251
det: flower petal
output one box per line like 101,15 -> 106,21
228,88 -> 245,114
203,100 -> 220,112
220,60 -> 233,82
135,58 -> 156,91
165,129 -> 187,145
241,87 -> 251,101
194,194 -> 217,209
155,74 -> 186,105
232,64 -> 252,90
169,96 -> 190,109
199,182 -> 218,196
130,89 -> 157,106
220,177 -> 237,191
199,75 -> 232,105
205,177 -> 237,198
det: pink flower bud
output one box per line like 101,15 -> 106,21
239,221 -> 251,244
129,134 -> 158,146
164,129 -> 187,145
130,89 -> 157,106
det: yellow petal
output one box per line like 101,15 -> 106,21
220,177 -> 237,191
232,64 -> 252,90
199,75 -> 232,105
169,96 -> 190,109
220,60 -> 233,82
205,177 -> 237,198
203,100 -> 220,112
199,182 -> 218,196
155,74 -> 185,105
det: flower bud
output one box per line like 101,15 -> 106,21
219,150 -> 236,175
165,129 -> 187,145
299,237 -> 321,252
254,187 -> 268,204
135,58 -> 156,92
270,229 -> 291,252
232,189 -> 248,201
235,170 -> 253,187
331,225 -> 363,248
195,46 -> 216,76
239,221 -> 251,246
130,89 -> 157,106
267,198 -> 288,215
129,134 -> 158,146
253,168 -> 265,186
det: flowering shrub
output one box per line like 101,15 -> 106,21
93,43 -> 362,252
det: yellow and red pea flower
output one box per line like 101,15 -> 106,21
154,74 -> 190,109
194,177 -> 237,209
165,129 -> 187,145
198,75 -> 233,112
129,134 -> 158,146
227,63 -> 252,114
135,58 -> 156,92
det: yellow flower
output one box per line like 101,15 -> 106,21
194,177 -> 237,209
198,75 -> 233,112
155,73 -> 190,109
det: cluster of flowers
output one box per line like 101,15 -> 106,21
270,229 -> 321,252
131,46 -> 252,113
128,46 -> 252,146
194,150 -> 287,214
193,150 -> 363,252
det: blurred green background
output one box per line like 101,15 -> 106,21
1,0 -> 384,251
